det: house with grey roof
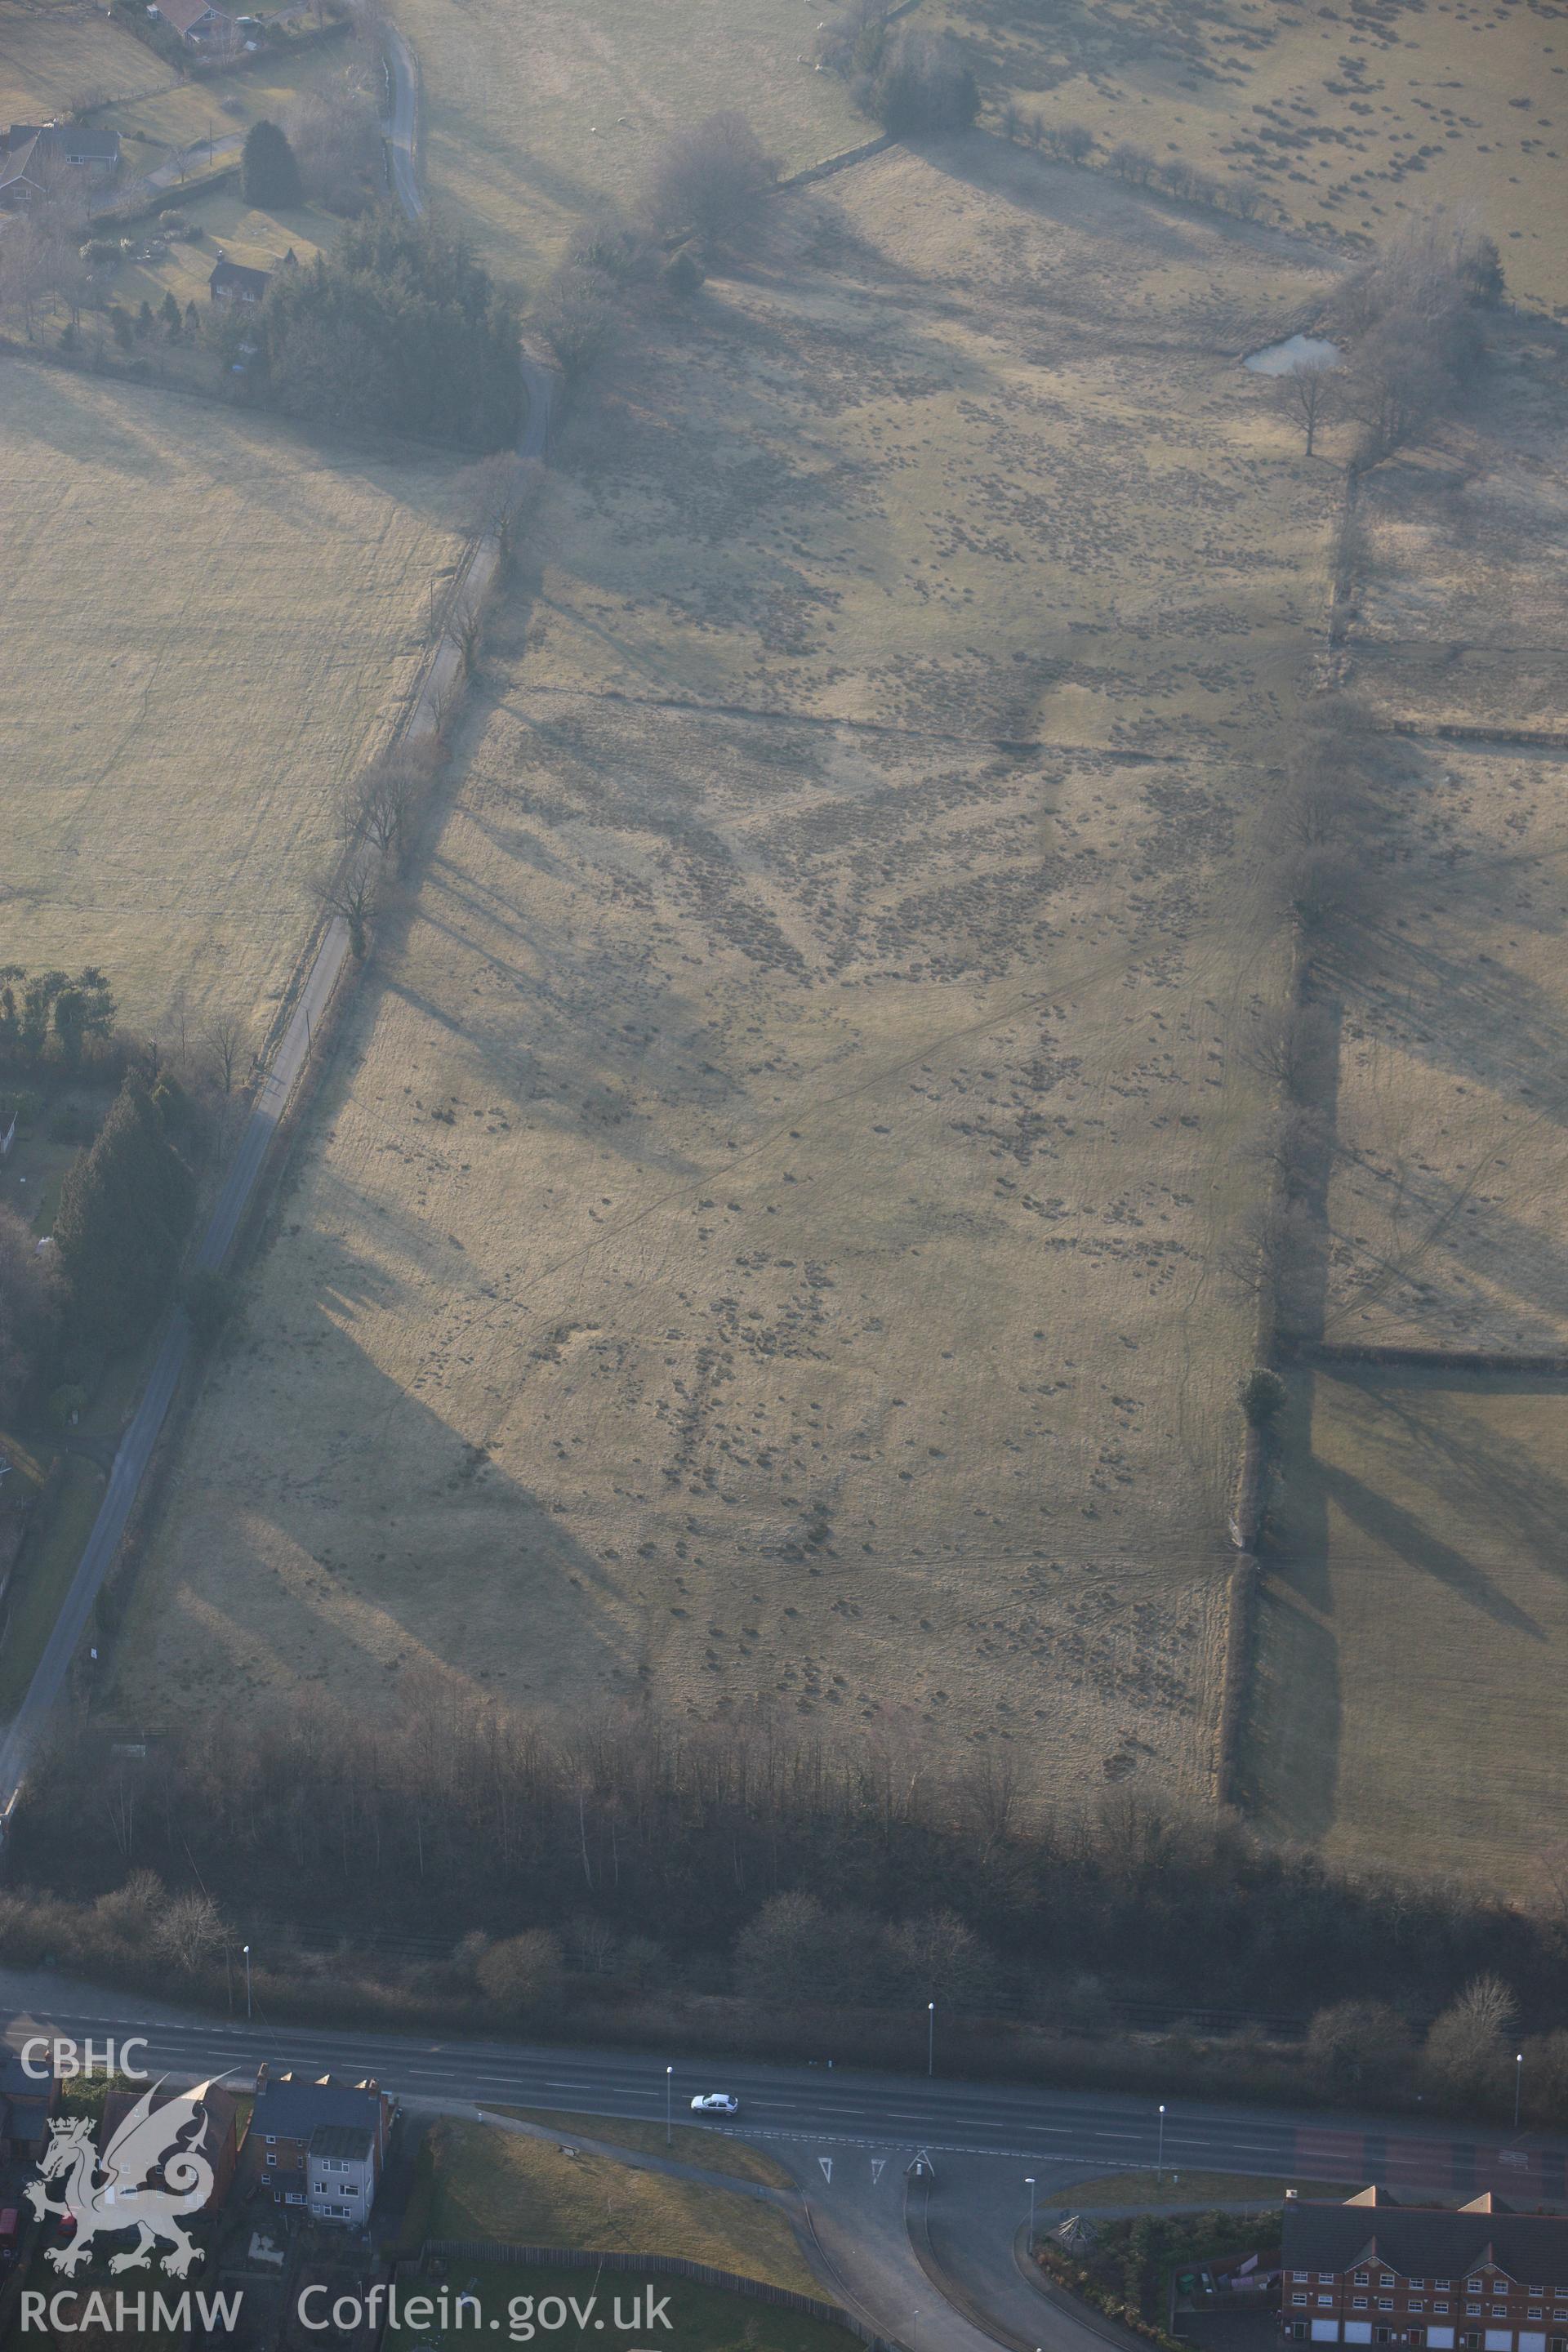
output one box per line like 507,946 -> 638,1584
243,2068 -> 392,2218
0,121 -> 121,209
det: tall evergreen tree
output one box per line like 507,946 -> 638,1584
53,1074 -> 195,1352
242,119 -> 303,209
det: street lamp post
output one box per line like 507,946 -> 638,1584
1025,2176 -> 1037,2243
243,1944 -> 252,2021
1156,2103 -> 1166,2183
927,2002 -> 936,2078
1515,2052 -> 1523,2132
666,2065 -> 674,2148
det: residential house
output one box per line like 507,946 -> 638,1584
0,121 -> 121,209
0,2050 -> 59,2163
209,256 -> 271,304
242,2070 -> 391,2221
307,2123 -> 377,2229
149,0 -> 241,47
1281,2189 -> 1568,2352
99,2078 -> 240,2214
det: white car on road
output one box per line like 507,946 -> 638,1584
689,2092 -> 739,2115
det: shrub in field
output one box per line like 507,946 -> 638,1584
1237,1367 -> 1286,1428
858,30 -> 978,135
643,112 -> 780,250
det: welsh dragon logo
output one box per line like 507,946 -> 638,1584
24,2077 -> 221,2276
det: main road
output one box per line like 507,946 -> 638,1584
2,1981 -> 1561,2206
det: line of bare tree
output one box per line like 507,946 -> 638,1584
12,1693 -> 1568,2060
317,456 -> 535,956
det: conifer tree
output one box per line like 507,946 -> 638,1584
53,1074 -> 195,1351
242,119 -> 303,209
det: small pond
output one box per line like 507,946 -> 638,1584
1243,334 -> 1342,376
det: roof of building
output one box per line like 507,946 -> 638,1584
154,0 -> 229,33
1282,2197 -> 1568,2285
0,120 -> 120,192
209,257 -> 271,298
252,2073 -> 382,2142
7,120 -> 119,160
0,131 -> 44,194
310,2123 -> 374,2163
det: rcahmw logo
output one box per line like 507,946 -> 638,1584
22,2290 -> 243,2336
25,2075 -> 225,2277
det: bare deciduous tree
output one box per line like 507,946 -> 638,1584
643,111 -> 779,248
457,452 -> 538,556
1242,1002 -> 1339,1102
321,850 -> 379,960
152,1889 -> 227,1976
1107,140 -> 1155,185
1218,1195 -> 1321,1334
1274,350 -> 1338,457
284,61 -> 383,212
348,742 -> 439,875
536,265 -> 620,381
202,1009 -> 250,1094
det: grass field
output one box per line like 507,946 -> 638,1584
0,364 -> 465,1042
1238,334 -> 1568,1894
118,145 -> 1347,1801
105,29 -> 368,158
0,0 -> 167,127
388,0 -> 863,280
1248,1367 -> 1568,1891
929,0 -> 1568,314
385,2263 -> 853,2352
408,2119 -> 817,2292
494,2113 -> 794,2189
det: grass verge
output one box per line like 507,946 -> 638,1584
490,2110 -> 792,2189
406,2120 -> 817,2293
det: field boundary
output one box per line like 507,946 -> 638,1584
1212,1557 -> 1258,1809
1298,1343 -> 1568,1376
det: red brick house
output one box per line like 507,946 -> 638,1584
1282,2190 -> 1568,2352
